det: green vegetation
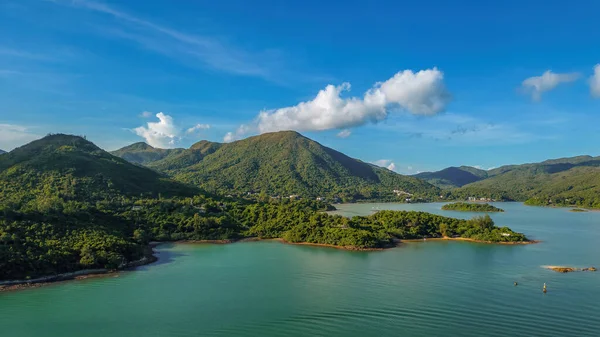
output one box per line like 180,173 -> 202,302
110,142 -> 185,165
442,202 -> 504,212
0,134 -> 529,281
415,166 -> 488,189
114,131 -> 441,202
440,156 -> 600,209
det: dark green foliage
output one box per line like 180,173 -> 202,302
415,166 -> 488,189
442,202 -> 504,212
239,204 -> 527,249
110,142 -> 185,165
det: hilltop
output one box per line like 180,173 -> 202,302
415,166 -> 488,188
110,142 -> 185,165
0,134 -> 197,205
126,131 -> 441,201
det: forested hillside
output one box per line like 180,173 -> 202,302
452,156 -> 600,208
115,131 -> 440,201
110,142 -> 185,165
1,134 -> 527,281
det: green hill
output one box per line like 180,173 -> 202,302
147,140 -> 222,172
164,131 -> 440,201
110,142 -> 185,165
415,166 -> 488,188
0,134 -> 197,206
452,156 -> 600,208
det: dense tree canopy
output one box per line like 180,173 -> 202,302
442,202 -> 504,212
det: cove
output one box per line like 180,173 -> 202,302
1,202 -> 599,337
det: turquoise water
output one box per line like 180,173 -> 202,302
1,202 -> 599,336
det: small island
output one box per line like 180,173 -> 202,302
545,266 -> 597,273
570,208 -> 588,212
442,202 -> 504,212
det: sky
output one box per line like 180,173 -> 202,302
1,0 -> 599,174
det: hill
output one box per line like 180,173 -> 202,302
0,149 -> 5,155
415,166 -> 488,188
164,131 -> 440,201
452,155 -> 600,208
0,134 -> 197,206
110,142 -> 185,165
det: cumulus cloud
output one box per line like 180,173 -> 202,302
372,159 -> 397,171
223,124 -> 251,143
134,112 -> 210,148
337,129 -> 352,138
224,68 -> 450,141
590,64 -> 600,98
186,124 -> 210,134
521,70 -> 580,100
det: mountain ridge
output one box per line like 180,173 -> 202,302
113,131 -> 440,201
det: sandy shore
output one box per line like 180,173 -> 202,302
400,237 -> 539,245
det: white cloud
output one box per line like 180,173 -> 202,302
140,111 -> 153,118
0,124 -> 40,151
337,129 -> 352,138
226,68 -> 450,139
186,124 -> 210,134
590,64 -> 600,98
372,159 -> 397,171
223,124 -> 251,143
521,70 -> 580,100
133,112 -> 209,148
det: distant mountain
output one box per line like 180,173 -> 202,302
0,149 -> 5,155
452,155 -> 600,208
415,166 -> 488,188
158,131 -> 440,201
110,142 -> 185,165
0,134 -> 197,204
147,140 -> 222,172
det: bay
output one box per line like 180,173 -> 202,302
1,202 -> 599,336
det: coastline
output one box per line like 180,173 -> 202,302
400,237 -> 539,245
0,236 -> 536,292
0,243 -> 159,293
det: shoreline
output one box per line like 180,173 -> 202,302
0,244 -> 159,293
0,236 -> 537,293
399,237 -> 539,245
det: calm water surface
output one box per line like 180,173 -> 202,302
1,202 -> 599,336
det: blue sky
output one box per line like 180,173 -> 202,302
1,0 -> 599,173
